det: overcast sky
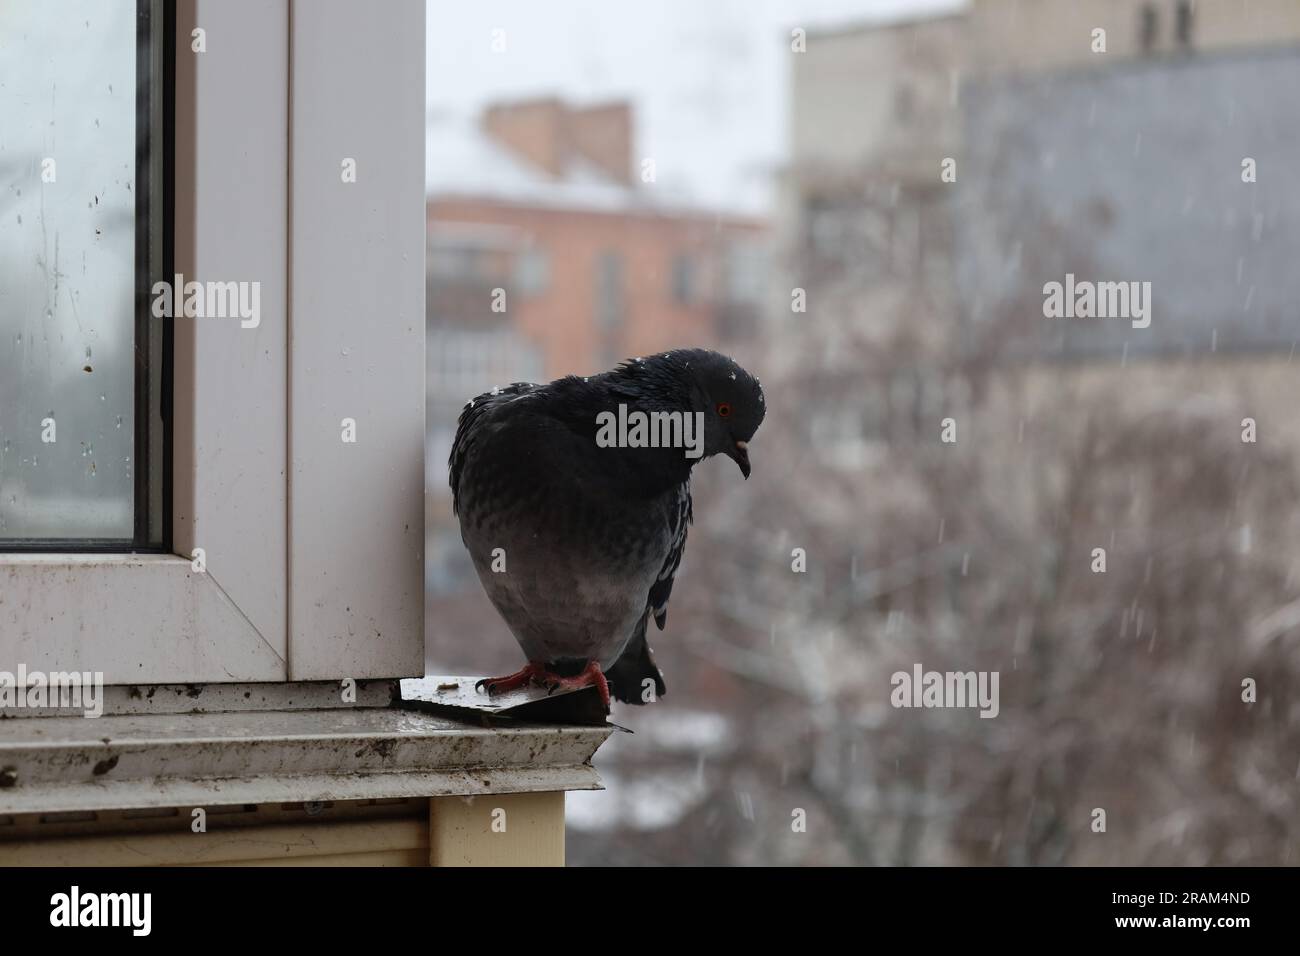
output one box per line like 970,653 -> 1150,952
426,0 -> 965,213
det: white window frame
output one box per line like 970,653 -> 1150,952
1,0 -> 425,685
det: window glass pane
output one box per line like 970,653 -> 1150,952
0,0 -> 143,542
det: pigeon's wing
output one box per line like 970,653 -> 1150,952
607,481 -> 691,705
448,382 -> 538,514
648,481 -> 692,631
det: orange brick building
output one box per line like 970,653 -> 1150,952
430,196 -> 764,378
425,98 -> 767,415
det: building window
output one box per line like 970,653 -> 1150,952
804,198 -> 888,281
1140,4 -> 1159,52
894,84 -> 915,122
0,0 -> 170,550
595,251 -> 624,331
671,254 -> 697,305
1175,0 -> 1194,48
513,246 -> 550,297
723,239 -> 765,305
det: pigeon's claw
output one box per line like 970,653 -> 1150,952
542,661 -> 611,713
474,661 -> 611,712
475,662 -> 547,696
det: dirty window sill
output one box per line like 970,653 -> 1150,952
0,678 -> 611,815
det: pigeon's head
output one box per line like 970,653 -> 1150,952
659,348 -> 766,479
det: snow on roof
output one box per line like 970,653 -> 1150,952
425,111 -> 749,220
798,0 -> 969,37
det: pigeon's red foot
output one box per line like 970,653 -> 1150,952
542,660 -> 611,712
475,661 -> 548,697
474,660 -> 611,712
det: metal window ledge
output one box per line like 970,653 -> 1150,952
0,680 -> 612,815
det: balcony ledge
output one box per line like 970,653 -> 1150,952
0,678 -> 612,816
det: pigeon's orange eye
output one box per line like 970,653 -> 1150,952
716,402 -> 732,418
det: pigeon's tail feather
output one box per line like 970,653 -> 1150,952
606,617 -> 666,706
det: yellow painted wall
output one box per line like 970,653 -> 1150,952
0,793 -> 567,867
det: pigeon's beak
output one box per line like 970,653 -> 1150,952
729,440 -> 751,480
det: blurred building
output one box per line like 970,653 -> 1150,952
782,0 -> 1300,457
426,99 -> 767,456
778,10 -> 967,466
958,0 -> 1300,359
970,0 -> 1300,73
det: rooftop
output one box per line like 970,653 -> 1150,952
425,107 -> 759,220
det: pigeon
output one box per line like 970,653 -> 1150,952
449,348 -> 765,711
